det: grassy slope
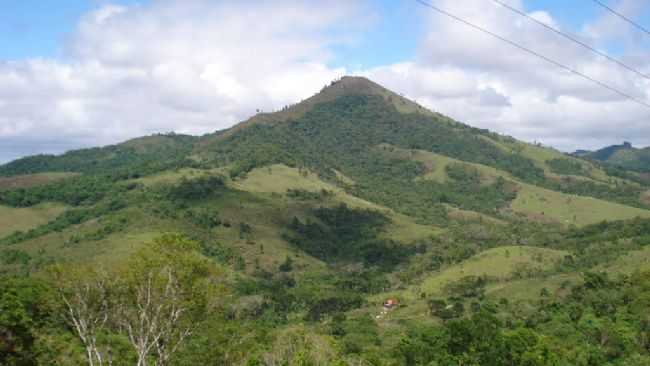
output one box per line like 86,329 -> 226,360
232,164 -> 440,243
0,203 -> 67,237
362,246 -> 568,330
0,172 -> 77,190
597,246 -> 650,274
511,183 -> 650,226
2,164 -> 439,274
487,137 -> 628,185
380,145 -> 650,226
1,207 -> 164,270
418,246 -> 568,295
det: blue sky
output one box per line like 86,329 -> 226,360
0,0 -> 138,59
1,0 -> 650,163
4,0 -> 646,63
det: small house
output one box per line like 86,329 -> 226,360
383,298 -> 399,309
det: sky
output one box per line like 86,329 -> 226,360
1,0 -> 650,163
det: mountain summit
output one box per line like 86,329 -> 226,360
219,76 -> 435,137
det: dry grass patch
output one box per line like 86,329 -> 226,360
0,203 -> 67,238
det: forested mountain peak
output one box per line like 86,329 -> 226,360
207,76 -> 445,141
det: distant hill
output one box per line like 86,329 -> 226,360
575,141 -> 650,172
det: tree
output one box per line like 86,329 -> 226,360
51,266 -> 113,366
114,233 -> 215,366
279,256 -> 294,272
0,278 -> 51,366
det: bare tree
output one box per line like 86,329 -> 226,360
53,267 -> 113,366
115,267 -> 196,366
114,233 -> 212,366
50,234 -> 214,366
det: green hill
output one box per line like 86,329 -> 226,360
577,141 -> 650,173
3,76 -> 650,365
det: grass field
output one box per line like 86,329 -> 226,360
492,138 -> 628,185
486,273 -> 579,302
418,246 -> 567,296
511,183 -> 650,226
233,164 -> 334,194
378,145 -> 649,226
364,246 -> 569,328
0,172 -> 77,190
597,246 -> 650,274
377,144 -> 510,184
0,203 -> 67,238
134,168 -> 224,186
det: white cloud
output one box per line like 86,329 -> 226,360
2,0 -> 650,164
0,0 -> 365,162
363,0 -> 650,151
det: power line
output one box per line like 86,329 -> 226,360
414,0 -> 650,110
492,0 -> 650,81
591,0 -> 650,37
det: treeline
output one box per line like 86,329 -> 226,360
0,134 -> 197,177
0,174 -> 132,207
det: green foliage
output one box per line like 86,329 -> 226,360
547,158 -> 585,176
167,175 -> 225,201
184,207 -> 221,229
239,222 -> 252,240
0,175 -> 129,207
48,233 -> 220,366
0,277 -> 52,366
285,204 -> 416,268
0,199 -> 126,245
428,298 -> 464,320
583,142 -> 650,172
397,310 -> 557,366
203,95 -> 542,220
305,293 -> 364,321
0,134 -> 197,177
444,275 -> 487,298
64,215 -> 129,247
0,250 -> 32,266
278,256 -> 294,272
286,189 -> 332,201
6,80 -> 650,365
544,176 -> 649,209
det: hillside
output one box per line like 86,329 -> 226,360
576,141 -> 650,172
3,76 -> 650,365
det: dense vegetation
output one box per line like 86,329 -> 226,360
209,95 -> 546,184
547,158 -> 585,176
285,204 -> 418,269
0,134 -> 196,177
579,142 -> 650,172
4,77 -> 650,365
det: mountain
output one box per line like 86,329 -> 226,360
575,141 -> 650,172
3,76 -> 650,365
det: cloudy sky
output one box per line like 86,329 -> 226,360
1,0 -> 650,163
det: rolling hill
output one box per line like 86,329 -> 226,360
576,141 -> 650,172
3,76 -> 650,365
